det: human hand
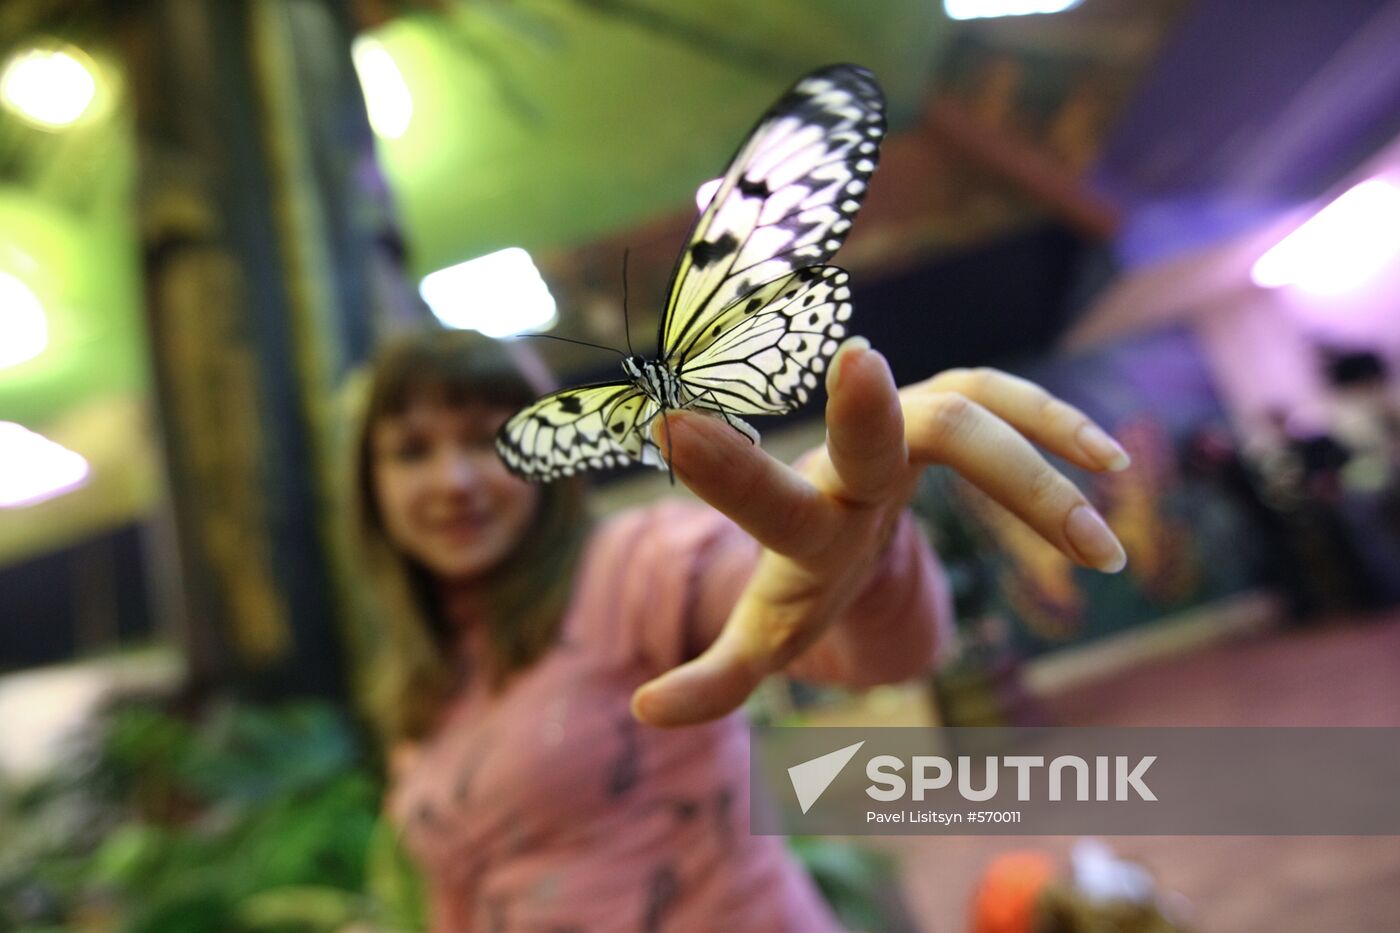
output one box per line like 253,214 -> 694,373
629,338 -> 1130,728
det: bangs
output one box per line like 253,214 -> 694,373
367,328 -> 541,420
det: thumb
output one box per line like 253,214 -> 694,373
630,634 -> 765,728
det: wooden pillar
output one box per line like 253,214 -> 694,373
127,0 -> 416,699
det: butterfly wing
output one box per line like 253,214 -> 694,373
659,64 -> 885,365
495,382 -> 664,482
677,265 -> 852,415
496,65 -> 883,483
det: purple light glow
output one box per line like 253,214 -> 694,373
1252,178 -> 1400,295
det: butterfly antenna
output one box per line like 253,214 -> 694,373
519,333 -> 625,358
621,248 -> 637,358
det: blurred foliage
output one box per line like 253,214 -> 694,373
0,696 -> 901,931
790,834 -> 912,933
0,698 -> 423,933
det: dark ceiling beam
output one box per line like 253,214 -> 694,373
0,0 -> 107,42
349,0 -> 451,32
922,95 -> 1121,241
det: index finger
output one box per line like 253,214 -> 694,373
656,411 -> 839,562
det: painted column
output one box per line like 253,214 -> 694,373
128,0 -> 421,698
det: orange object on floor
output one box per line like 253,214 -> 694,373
971,851 -> 1058,933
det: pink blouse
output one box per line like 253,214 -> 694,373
390,501 -> 949,932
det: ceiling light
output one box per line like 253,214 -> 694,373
944,0 -> 1083,20
0,46 -> 98,129
1252,178 -> 1400,294
0,271 -> 48,370
352,36 -> 413,140
0,422 -> 90,508
419,247 -> 558,338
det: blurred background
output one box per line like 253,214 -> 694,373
2,0 -> 1399,930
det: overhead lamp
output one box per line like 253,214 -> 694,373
1252,178 -> 1400,295
0,45 -> 98,129
944,0 -> 1083,19
352,36 -> 413,140
0,422 -> 90,508
419,247 -> 558,338
0,270 -> 48,370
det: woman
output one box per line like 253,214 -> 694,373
344,327 -> 1129,931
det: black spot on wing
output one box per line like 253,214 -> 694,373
558,394 -> 582,415
737,176 -> 769,199
690,232 -> 739,270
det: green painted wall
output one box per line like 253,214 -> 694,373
369,0 -> 947,276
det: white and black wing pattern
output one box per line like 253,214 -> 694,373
495,64 -> 885,483
496,383 -> 664,482
660,64 -> 885,364
678,266 -> 852,414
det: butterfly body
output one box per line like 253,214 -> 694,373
620,352 -> 764,462
621,355 -> 684,410
497,64 -> 886,483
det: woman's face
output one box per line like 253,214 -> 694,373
370,396 -> 539,583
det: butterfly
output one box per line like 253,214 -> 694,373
496,63 -> 886,482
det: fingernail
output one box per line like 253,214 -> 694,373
630,686 -> 665,724
1076,423 -> 1131,471
828,336 -> 871,391
651,409 -> 701,444
630,683 -> 666,724
631,667 -> 703,726
1065,504 -> 1127,573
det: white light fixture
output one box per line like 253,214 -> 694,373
0,46 -> 97,129
696,177 -> 723,212
352,36 -> 413,140
0,422 -> 90,508
419,247 -> 558,338
944,0 -> 1083,19
1252,178 -> 1400,294
0,271 -> 48,369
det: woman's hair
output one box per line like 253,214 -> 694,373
340,327 -> 589,744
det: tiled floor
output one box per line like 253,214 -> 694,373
886,611 -> 1400,932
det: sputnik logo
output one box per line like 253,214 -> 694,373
787,741 -> 865,814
